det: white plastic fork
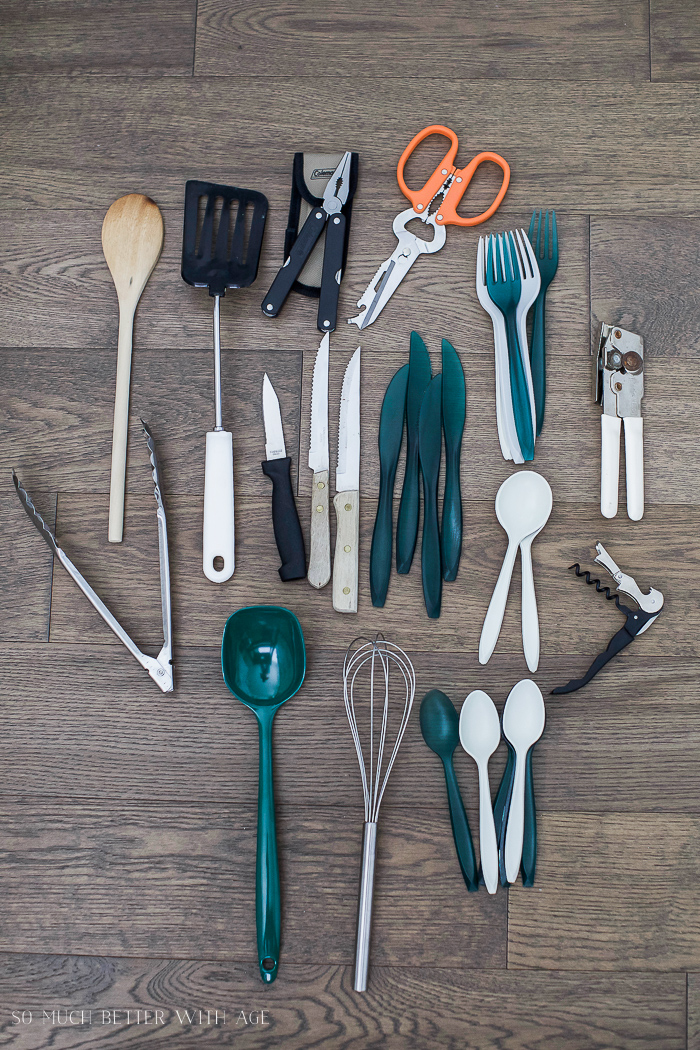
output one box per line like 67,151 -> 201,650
514,229 -> 541,445
476,236 -> 523,464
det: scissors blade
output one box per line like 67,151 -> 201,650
348,240 -> 422,330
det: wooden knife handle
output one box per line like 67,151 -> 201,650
308,469 -> 330,589
333,490 -> 359,613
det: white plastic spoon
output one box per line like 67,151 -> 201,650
502,680 -> 545,884
459,690 -> 501,894
479,471 -> 552,667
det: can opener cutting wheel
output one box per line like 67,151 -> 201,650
595,322 -> 645,520
13,422 -> 173,693
552,543 -> 663,694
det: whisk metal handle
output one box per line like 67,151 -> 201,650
354,821 -> 377,992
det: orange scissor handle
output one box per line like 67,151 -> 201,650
438,151 -> 510,227
396,124 -> 460,213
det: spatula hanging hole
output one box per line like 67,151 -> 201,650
213,556 -> 225,572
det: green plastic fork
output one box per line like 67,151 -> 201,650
528,210 -> 559,436
486,234 -> 534,461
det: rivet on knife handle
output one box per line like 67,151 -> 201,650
308,469 -> 330,589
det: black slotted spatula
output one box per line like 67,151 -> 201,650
181,181 -> 268,584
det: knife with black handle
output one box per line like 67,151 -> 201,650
370,363 -> 409,607
441,339 -> 466,582
396,332 -> 431,573
418,374 -> 443,619
261,457 -> 307,581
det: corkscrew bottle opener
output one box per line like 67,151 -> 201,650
552,543 -> 663,694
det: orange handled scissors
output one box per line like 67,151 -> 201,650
349,125 -> 510,329
397,124 -> 510,226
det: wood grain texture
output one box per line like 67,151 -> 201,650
509,813 -> 700,971
0,645 -> 698,816
0,954 -> 685,1049
194,0 -> 650,80
0,802 -> 504,968
5,79 -> 700,212
0,489 -> 55,643
689,972 -> 700,1049
652,1 -> 700,80
0,1 -> 196,75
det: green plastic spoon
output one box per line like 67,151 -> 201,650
419,689 -> 479,892
221,606 -> 306,984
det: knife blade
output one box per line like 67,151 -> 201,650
370,363 -> 408,607
261,373 -> 306,581
441,339 -> 466,581
396,331 -> 431,573
418,374 -> 443,619
333,346 -> 361,613
308,334 -> 331,589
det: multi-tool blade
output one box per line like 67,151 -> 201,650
594,322 -> 645,520
261,374 -> 306,581
308,334 -> 331,589
333,347 -> 361,612
13,422 -> 174,692
552,542 -> 663,694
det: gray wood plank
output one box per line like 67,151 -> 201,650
45,491 -> 699,654
652,1 -> 700,81
4,79 -> 700,212
0,1 -> 196,75
0,954 -> 685,1049
0,489 -> 54,643
0,645 -> 699,817
0,803 -> 505,968
689,972 -> 699,1049
194,0 -> 650,81
509,813 -> 700,971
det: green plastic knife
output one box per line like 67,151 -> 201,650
370,363 -> 409,607
396,332 -> 431,573
440,339 -> 465,582
418,374 -> 443,619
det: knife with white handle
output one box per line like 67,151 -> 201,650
333,347 -> 361,613
308,334 -> 331,588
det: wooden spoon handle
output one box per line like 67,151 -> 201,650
108,307 -> 134,543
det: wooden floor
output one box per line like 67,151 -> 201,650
1,2 -> 700,1047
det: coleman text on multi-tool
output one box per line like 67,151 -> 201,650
13,422 -> 174,692
262,152 -> 353,333
333,347 -> 361,613
595,322 -> 645,521
308,334 -> 331,589
349,125 -> 509,330
552,543 -> 663,694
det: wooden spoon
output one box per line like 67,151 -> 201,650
102,194 -> 164,542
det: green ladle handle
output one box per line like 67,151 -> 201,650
443,756 -> 479,892
256,710 -> 280,983
530,294 -> 546,437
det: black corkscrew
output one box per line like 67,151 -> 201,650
552,544 -> 664,695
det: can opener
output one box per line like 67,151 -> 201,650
594,322 -> 645,520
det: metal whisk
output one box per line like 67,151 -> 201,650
343,637 -> 416,992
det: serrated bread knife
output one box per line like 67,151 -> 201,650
333,347 -> 361,613
308,334 -> 331,589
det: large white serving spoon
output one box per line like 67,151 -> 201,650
478,471 -> 552,667
502,679 -> 545,884
459,690 -> 501,894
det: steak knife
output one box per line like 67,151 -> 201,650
308,334 -> 331,589
262,374 -> 306,581
333,347 -> 361,613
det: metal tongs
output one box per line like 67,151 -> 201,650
552,543 -> 663,694
13,422 -> 173,692
595,322 -> 645,520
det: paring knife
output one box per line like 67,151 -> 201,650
418,374 -> 443,619
261,374 -> 307,581
396,332 -> 431,573
308,334 -> 331,589
333,347 -> 361,613
441,339 -> 466,582
370,363 -> 409,607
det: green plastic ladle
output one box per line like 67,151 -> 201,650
221,606 -> 306,984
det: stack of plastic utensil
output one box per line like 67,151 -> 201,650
528,210 -> 559,436
477,230 -> 541,462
